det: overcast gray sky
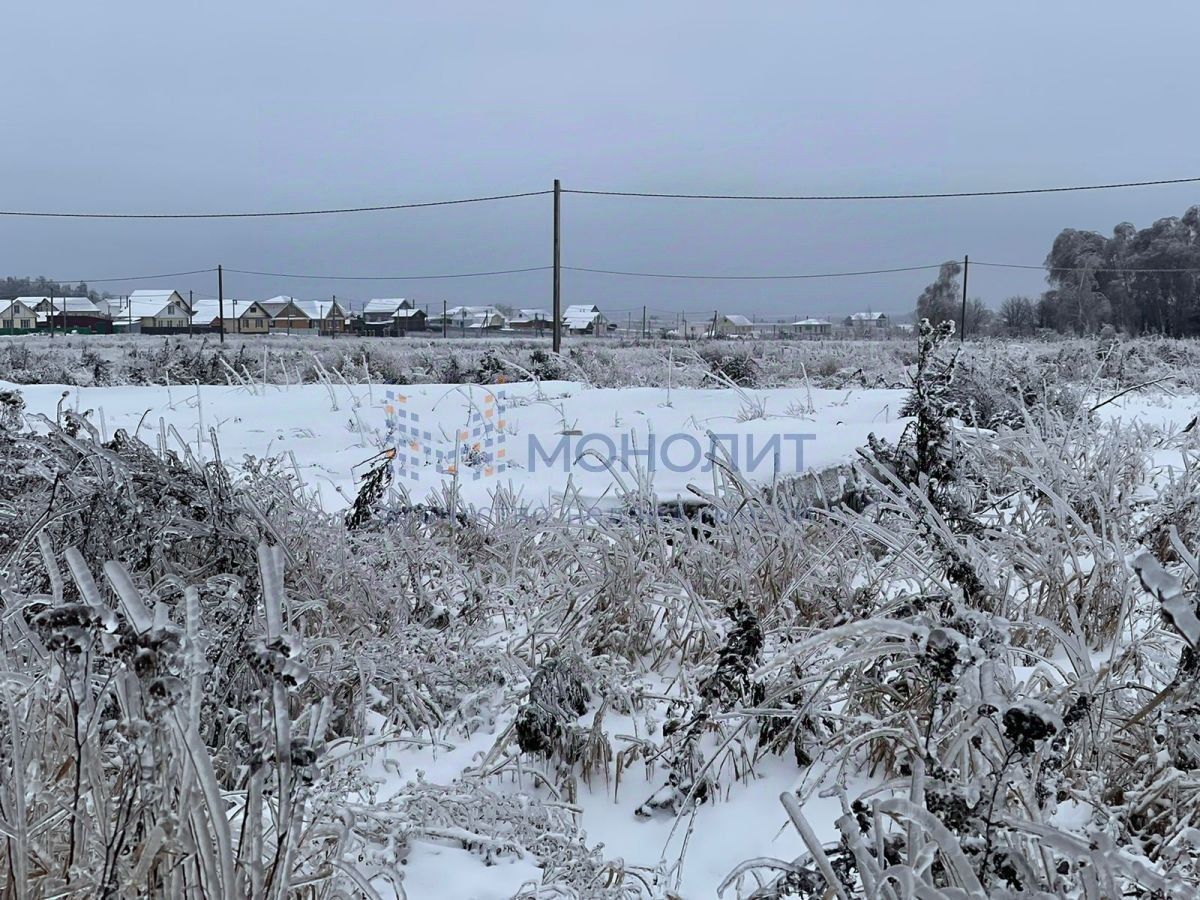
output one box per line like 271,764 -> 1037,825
5,1 -> 1200,319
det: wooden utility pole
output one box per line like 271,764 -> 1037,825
188,290 -> 194,336
48,295 -> 54,338
442,300 -> 447,338
331,295 -> 336,339
641,305 -> 647,340
959,254 -> 969,342
217,265 -> 225,344
709,309 -> 719,339
552,178 -> 562,354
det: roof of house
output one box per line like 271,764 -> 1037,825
111,295 -> 190,320
847,312 -> 887,321
19,296 -> 104,315
393,307 -> 426,318
187,299 -> 267,323
128,289 -> 184,307
364,298 -> 411,314
723,314 -> 753,327
563,304 -> 603,328
0,299 -> 37,318
291,299 -> 344,320
793,318 -> 832,326
437,306 -> 505,327
188,299 -> 220,323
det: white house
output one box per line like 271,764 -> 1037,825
712,314 -> 754,337
435,306 -> 507,331
844,312 -> 890,332
562,304 -> 607,334
790,318 -> 833,337
0,299 -> 38,332
109,290 -> 191,331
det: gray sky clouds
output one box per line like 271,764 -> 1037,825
5,1 -> 1200,317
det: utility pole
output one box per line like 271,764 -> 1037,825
48,295 -> 54,339
188,290 -> 193,337
709,309 -> 719,340
331,295 -> 336,339
218,265 -> 225,344
959,254 -> 969,342
642,305 -> 647,340
552,178 -> 562,354
442,299 -> 447,338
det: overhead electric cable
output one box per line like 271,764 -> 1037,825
564,176 -> 1200,201
0,191 -> 551,219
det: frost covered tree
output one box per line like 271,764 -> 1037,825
915,260 -> 963,326
1042,206 -> 1200,335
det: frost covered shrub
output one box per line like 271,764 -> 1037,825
527,346 -> 567,380
700,346 -> 759,387
949,345 -> 1084,430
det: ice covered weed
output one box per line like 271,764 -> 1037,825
0,399 -> 560,896
3,330 -> 1200,896
713,329 -> 1200,897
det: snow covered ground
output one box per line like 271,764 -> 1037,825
7,379 -> 909,513
8,367 -> 1199,898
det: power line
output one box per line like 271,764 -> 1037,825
563,263 -> 944,280
23,258 -> 1200,295
0,191 -> 551,220
14,267 -> 219,285
975,260 -> 1200,274
3,174 -> 1198,219
224,265 -> 552,281
566,176 -> 1200,201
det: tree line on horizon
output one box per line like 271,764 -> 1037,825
1,276 -> 100,303
918,204 -> 1200,337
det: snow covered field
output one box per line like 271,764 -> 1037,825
7,333 -> 1200,899
7,379 -> 909,513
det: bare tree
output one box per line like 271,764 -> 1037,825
999,296 -> 1037,335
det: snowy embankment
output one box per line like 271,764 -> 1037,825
6,379 -> 908,513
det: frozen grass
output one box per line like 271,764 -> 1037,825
1,333 -> 1200,896
0,333 -> 916,390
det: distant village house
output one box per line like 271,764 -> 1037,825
562,304 -> 607,335
108,290 -> 191,333
25,297 -> 112,333
844,312 -> 890,332
188,299 -> 272,333
712,314 -> 754,337
790,317 -> 833,337
0,299 -> 38,333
